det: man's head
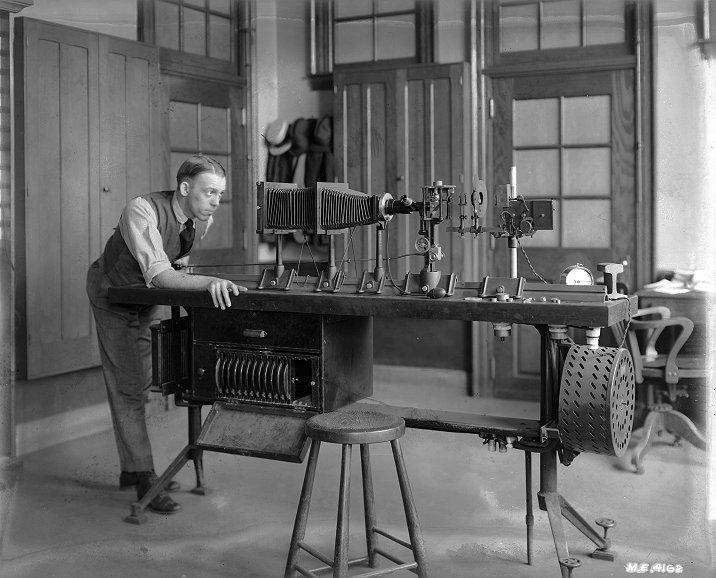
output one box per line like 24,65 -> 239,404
175,155 -> 227,222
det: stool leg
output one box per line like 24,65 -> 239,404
391,439 -> 430,578
334,443 -> 352,578
360,444 -> 379,568
285,439 -> 322,578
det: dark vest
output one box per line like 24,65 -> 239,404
101,190 -> 183,287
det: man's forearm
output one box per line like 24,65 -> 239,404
151,268 -> 219,291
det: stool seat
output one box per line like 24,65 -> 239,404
306,410 -> 405,445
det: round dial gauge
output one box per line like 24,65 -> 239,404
414,236 -> 430,254
560,263 -> 594,285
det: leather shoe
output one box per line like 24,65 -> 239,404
120,470 -> 180,493
136,471 -> 182,515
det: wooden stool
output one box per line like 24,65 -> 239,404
285,410 -> 430,578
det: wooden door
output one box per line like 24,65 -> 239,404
16,19 -> 101,379
15,19 -> 163,379
334,63 -> 473,372
98,36 -> 163,244
490,70 -> 636,399
165,76 -> 248,267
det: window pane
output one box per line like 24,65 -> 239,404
183,8 -> 207,56
563,95 -> 610,145
209,14 -> 231,61
201,106 -> 230,155
514,98 -> 560,146
542,0 -> 581,49
377,14 -> 415,60
563,148 -> 611,197
514,149 -> 560,196
562,199 -> 611,247
585,0 -> 625,45
169,102 -> 198,150
520,201 -> 560,247
184,0 -> 205,7
376,0 -> 415,13
155,1 -> 180,51
500,3 -> 539,52
335,0 -> 372,18
335,20 -> 373,64
208,0 -> 231,14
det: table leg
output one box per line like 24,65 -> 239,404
187,404 -> 207,495
538,328 -> 616,575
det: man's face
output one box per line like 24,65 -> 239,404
179,171 -> 226,222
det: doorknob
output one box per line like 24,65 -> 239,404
102,186 -> 111,193
396,175 -> 404,182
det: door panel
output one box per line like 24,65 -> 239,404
491,70 -> 636,399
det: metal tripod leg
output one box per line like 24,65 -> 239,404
124,444 -> 194,524
124,404 -> 206,524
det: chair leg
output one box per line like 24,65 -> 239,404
631,411 -> 662,474
285,440 -> 322,578
360,444 -> 379,568
334,444 -> 352,578
391,439 -> 430,578
662,410 -> 708,450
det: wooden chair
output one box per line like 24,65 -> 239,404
613,306 -> 709,473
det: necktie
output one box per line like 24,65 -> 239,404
179,219 -> 195,258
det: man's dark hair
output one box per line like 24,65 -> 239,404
176,154 -> 226,187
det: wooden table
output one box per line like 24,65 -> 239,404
110,279 -> 636,577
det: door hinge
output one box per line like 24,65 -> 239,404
490,356 -> 495,379
241,107 -> 247,127
459,75 -> 463,86
489,98 -> 495,119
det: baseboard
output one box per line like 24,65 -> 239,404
373,364 -> 469,389
16,402 -> 112,457
15,367 -> 468,455
15,393 -> 171,457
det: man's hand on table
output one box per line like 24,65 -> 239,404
207,278 -> 247,309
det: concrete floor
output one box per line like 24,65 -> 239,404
1,377 -> 713,578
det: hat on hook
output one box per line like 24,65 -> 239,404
290,117 -> 313,156
265,119 -> 292,156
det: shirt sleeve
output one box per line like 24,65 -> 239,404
118,196 -> 173,286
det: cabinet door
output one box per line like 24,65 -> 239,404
16,19 -> 163,379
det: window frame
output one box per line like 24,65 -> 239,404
309,0 -> 434,88
486,0 -> 638,75
138,0 -> 248,83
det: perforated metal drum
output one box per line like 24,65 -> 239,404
558,345 -> 635,457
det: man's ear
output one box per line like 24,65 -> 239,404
179,180 -> 190,197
